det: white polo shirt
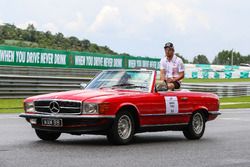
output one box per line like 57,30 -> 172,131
160,55 -> 184,78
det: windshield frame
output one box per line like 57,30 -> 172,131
85,69 -> 156,93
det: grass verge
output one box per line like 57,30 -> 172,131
220,96 -> 250,109
0,99 -> 24,113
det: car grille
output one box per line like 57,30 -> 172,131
34,100 -> 82,114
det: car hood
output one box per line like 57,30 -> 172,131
25,89 -> 142,102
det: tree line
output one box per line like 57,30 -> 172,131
0,23 -> 121,55
177,51 -> 250,65
1,23 -> 250,65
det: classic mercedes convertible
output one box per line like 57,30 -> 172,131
20,69 -> 220,145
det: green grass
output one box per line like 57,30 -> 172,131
183,78 -> 250,83
220,96 -> 250,109
220,103 -> 250,109
220,96 -> 250,103
0,99 -> 24,113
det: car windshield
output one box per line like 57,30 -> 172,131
85,70 -> 153,92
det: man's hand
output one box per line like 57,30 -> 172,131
166,78 -> 174,83
157,81 -> 168,91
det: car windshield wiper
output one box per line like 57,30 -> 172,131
111,83 -> 147,89
126,85 -> 147,89
99,86 -> 111,89
111,83 -> 134,87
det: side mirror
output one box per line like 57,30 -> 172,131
80,82 -> 87,89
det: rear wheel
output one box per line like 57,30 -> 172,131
107,112 -> 135,145
35,129 -> 61,141
183,112 -> 205,140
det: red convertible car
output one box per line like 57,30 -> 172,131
20,69 -> 220,145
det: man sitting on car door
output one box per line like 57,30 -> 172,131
160,42 -> 185,90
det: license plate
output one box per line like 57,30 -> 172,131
41,118 -> 63,127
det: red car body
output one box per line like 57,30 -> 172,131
20,70 -> 220,144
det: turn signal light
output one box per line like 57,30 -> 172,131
99,103 -> 110,114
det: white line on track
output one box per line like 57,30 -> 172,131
219,118 -> 250,122
0,115 -> 20,119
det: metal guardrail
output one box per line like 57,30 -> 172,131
0,65 -> 99,77
0,75 -> 92,98
0,74 -> 250,98
181,83 -> 250,97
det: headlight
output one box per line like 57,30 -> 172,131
24,102 -> 35,112
82,103 -> 98,114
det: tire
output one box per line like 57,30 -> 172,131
107,112 -> 135,145
35,129 -> 61,141
183,111 -> 205,140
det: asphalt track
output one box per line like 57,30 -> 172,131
1,109 -> 250,167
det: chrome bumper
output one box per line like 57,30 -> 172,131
19,113 -> 115,119
208,111 -> 221,115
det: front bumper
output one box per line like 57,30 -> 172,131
207,111 -> 221,121
19,113 -> 115,134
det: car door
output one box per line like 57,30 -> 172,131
155,91 -> 191,124
139,91 -> 190,126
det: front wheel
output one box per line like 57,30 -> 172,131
183,112 -> 205,140
35,129 -> 61,141
107,112 -> 135,145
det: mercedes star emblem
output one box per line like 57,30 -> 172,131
49,101 -> 60,113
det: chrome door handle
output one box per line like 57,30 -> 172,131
181,97 -> 188,101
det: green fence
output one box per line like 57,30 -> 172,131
0,45 -> 160,69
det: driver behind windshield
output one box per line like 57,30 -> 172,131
118,73 -> 131,85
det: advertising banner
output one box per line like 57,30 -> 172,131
0,45 -> 161,70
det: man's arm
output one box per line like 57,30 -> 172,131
159,58 -> 166,81
173,71 -> 184,82
173,58 -> 185,82
160,69 -> 166,81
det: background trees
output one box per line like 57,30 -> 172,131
1,23 -> 250,65
193,55 -> 210,64
212,50 -> 246,65
0,23 -> 118,55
